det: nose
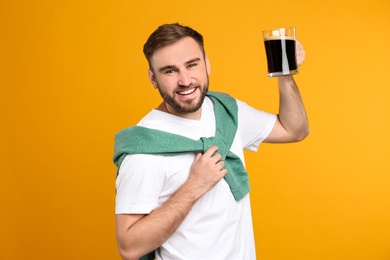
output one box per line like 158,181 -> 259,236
177,71 -> 191,87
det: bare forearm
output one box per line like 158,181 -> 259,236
117,181 -> 201,260
277,75 -> 309,141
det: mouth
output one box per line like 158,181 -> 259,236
177,87 -> 197,96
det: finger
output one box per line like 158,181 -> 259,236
203,145 -> 219,157
193,152 -> 202,163
217,160 -> 225,169
297,52 -> 305,66
295,40 -> 306,66
212,153 -> 222,164
219,168 -> 228,177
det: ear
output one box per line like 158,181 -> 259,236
205,54 -> 211,75
148,69 -> 158,89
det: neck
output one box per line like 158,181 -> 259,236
156,102 -> 202,120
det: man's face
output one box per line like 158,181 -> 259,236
148,37 -> 211,118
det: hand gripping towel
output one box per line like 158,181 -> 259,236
113,91 -> 250,201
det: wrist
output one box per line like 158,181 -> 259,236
278,75 -> 294,82
278,75 -> 296,88
175,178 -> 203,202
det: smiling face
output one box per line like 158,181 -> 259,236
148,37 -> 211,120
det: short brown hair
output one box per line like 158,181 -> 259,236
143,23 -> 205,69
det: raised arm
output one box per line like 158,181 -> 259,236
264,40 -> 309,143
116,146 -> 227,260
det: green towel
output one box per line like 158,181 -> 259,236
113,91 -> 250,201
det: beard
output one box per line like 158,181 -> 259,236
156,79 -> 209,114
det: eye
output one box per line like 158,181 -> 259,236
188,63 -> 198,68
164,69 -> 174,74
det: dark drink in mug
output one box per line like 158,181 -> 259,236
263,27 -> 298,77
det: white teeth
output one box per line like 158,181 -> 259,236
179,88 -> 196,95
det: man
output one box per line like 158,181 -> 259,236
113,23 -> 309,260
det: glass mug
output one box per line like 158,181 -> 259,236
263,27 -> 298,77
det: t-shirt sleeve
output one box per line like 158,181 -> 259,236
236,99 -> 277,152
115,154 -> 165,214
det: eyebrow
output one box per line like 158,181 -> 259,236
186,58 -> 201,64
158,58 -> 201,73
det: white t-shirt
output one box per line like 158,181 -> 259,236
115,96 -> 277,260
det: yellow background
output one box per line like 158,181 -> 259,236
1,0 -> 389,259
